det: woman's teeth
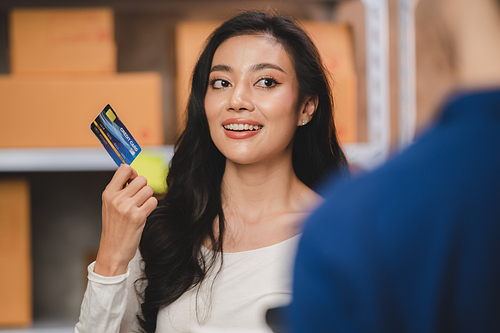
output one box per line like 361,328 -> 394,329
223,124 -> 263,131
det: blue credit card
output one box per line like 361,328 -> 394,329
90,104 -> 141,166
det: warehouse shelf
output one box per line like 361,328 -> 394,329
0,321 -> 74,333
398,0 -> 419,150
0,146 -> 174,172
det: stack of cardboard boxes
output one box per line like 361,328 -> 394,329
0,7 -> 163,327
1,7 -> 164,148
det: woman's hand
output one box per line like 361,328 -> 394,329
94,164 -> 158,276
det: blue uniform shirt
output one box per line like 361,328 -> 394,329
290,89 -> 500,333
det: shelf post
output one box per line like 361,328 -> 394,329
348,0 -> 390,168
398,0 -> 419,150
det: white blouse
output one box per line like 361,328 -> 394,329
75,235 -> 300,333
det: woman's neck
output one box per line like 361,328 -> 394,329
221,156 -> 302,217
217,154 -> 322,252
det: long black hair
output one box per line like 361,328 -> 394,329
138,11 -> 348,332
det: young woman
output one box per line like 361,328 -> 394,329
76,11 -> 348,333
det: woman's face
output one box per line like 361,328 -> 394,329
205,34 -> 308,166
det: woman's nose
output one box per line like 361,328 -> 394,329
228,83 -> 254,112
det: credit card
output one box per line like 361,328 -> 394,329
90,104 -> 141,166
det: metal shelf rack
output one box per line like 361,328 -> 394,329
0,146 -> 174,172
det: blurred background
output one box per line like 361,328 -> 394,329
0,0 -> 455,330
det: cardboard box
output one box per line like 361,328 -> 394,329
0,72 -> 163,148
10,8 -> 116,74
302,22 -> 358,143
175,21 -> 221,130
174,21 -> 357,143
0,178 -> 31,327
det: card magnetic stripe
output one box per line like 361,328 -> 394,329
92,120 -> 126,164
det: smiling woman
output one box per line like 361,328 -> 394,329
75,10 -> 348,333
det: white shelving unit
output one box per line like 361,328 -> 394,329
343,0 -> 391,169
0,146 -> 174,172
398,0 -> 419,150
345,0 -> 418,166
0,324 -> 74,333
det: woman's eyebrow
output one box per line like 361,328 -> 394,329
210,63 -> 287,74
210,64 -> 232,73
251,63 -> 286,74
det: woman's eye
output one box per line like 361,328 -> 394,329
211,79 -> 230,89
256,78 -> 278,88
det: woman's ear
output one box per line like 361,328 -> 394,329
297,95 -> 318,126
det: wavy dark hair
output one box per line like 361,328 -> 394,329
138,10 -> 348,332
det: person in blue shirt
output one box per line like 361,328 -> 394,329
289,0 -> 500,331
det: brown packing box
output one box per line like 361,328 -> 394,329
175,21 -> 357,143
0,179 -> 31,327
175,21 -> 221,130
0,73 -> 163,148
302,22 -> 358,143
10,8 -> 116,74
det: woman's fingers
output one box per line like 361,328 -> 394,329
132,183 -> 156,207
95,164 -> 157,276
122,185 -> 157,223
122,174 -> 149,198
106,164 -> 138,192
141,196 -> 158,218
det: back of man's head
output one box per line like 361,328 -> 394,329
439,0 -> 500,90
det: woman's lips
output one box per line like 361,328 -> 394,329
222,118 -> 263,139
